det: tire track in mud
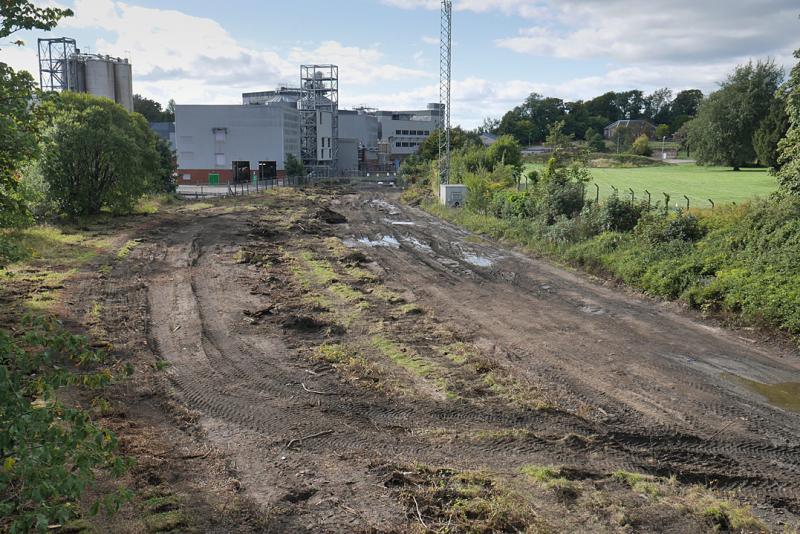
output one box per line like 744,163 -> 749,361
129,197 -> 800,521
333,193 -> 800,509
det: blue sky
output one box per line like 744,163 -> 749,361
4,0 -> 800,128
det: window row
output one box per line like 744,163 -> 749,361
394,129 -> 430,136
395,141 -> 421,148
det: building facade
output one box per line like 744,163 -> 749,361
175,103 -> 300,185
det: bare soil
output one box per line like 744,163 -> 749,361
69,187 -> 800,532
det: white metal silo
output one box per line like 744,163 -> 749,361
84,58 -> 116,102
113,60 -> 133,111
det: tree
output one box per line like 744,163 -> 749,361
0,1 -> 72,226
285,153 -> 305,177
154,138 -> 177,193
753,91 -> 789,169
41,92 -> 160,216
585,127 -> 605,152
632,134 -> 652,156
654,124 -> 671,139
133,94 -> 174,122
485,134 -> 522,170
777,48 -> 800,194
645,88 -> 673,124
417,126 -> 481,161
688,60 -> 784,170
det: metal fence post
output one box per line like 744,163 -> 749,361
628,188 -> 635,203
594,183 -> 600,204
684,195 -> 690,211
645,190 -> 651,208
708,199 -> 714,210
663,193 -> 670,214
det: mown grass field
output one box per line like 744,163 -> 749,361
524,164 -> 777,207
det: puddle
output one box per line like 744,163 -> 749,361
384,219 -> 416,226
581,305 -> 606,316
343,236 -> 400,249
369,199 -> 401,216
402,236 -> 433,253
462,253 -> 493,267
723,373 -> 800,413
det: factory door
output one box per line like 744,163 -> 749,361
258,161 -> 277,181
232,161 -> 250,183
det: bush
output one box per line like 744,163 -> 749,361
41,93 -> 160,216
601,195 -> 646,232
631,134 -> 652,156
489,190 -> 534,219
636,212 -> 706,244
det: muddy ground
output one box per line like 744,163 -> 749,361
70,187 -> 800,532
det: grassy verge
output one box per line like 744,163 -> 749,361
524,163 -> 776,205
422,197 -> 800,340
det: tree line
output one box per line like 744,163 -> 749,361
483,88 -> 704,145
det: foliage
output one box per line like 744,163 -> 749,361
600,195 -> 646,232
417,126 -> 482,161
0,315 -> 131,532
464,165 -> 516,215
41,92 -> 161,216
687,60 -> 784,170
585,128 -> 606,152
753,90 -> 789,169
0,64 -> 38,227
0,2 -> 72,228
484,134 -> 523,172
153,138 -> 177,193
494,88 -> 704,146
777,48 -> 800,194
654,124 -> 671,139
631,134 -> 652,156
132,94 -> 174,123
285,152 -> 306,178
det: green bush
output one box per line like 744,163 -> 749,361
41,93 -> 161,216
601,195 -> 646,232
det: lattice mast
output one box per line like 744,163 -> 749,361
438,0 -> 452,185
38,37 -> 77,92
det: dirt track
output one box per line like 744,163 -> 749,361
109,188 -> 800,532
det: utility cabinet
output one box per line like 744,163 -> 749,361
439,184 -> 468,208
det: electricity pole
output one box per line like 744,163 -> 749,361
439,0 -> 452,185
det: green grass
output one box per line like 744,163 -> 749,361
525,163 -> 777,206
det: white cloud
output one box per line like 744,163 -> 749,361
383,0 -> 548,18
4,0 -> 432,106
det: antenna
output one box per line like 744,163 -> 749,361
439,0 -> 452,185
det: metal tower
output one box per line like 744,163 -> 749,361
438,0 -> 452,185
38,37 -> 77,92
300,64 -> 339,178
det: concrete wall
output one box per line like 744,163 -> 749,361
175,104 -> 300,184
337,138 -> 359,173
339,111 -> 378,149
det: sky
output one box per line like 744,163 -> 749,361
3,0 -> 800,128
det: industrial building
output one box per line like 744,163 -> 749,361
38,37 -> 134,111
175,102 -> 300,185
172,64 -> 444,185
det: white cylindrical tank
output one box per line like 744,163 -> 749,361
84,58 -> 116,102
113,61 -> 133,111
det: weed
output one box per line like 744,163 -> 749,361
154,359 -> 172,371
144,510 -> 186,532
371,335 -> 434,378
182,202 -> 213,211
611,470 -> 662,498
116,239 -> 141,259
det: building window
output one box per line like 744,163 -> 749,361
182,174 -> 191,181
402,130 -> 409,135
396,129 -> 401,135
215,153 -> 226,166
424,131 -> 430,135
214,130 -> 226,142
395,142 -> 401,147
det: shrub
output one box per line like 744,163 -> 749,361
636,212 -> 706,244
41,93 -> 161,216
631,134 -> 652,156
601,195 -> 646,232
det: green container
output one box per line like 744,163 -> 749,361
208,173 -> 220,185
